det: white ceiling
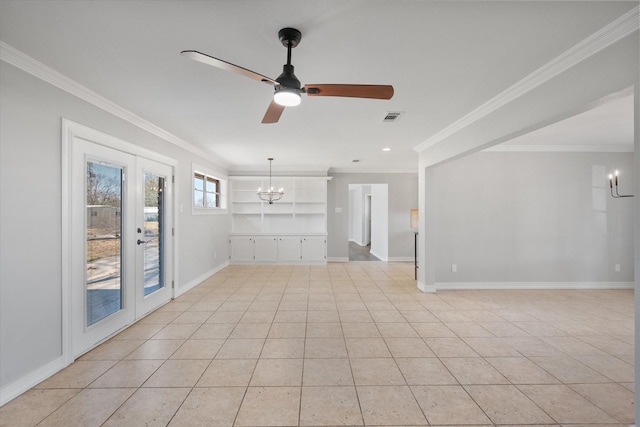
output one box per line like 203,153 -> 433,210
0,1 -> 636,172
492,92 -> 635,152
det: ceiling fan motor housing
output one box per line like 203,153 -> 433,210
277,64 -> 301,89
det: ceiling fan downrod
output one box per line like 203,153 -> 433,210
276,28 -> 302,90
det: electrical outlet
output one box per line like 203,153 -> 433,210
214,252 -> 217,259
451,264 -> 457,273
615,264 -> 621,272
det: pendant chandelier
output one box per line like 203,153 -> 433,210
257,158 -> 284,204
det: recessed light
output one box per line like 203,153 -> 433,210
382,147 -> 391,152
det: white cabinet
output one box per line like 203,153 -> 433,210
229,237 -> 254,262
301,236 -> 326,261
228,234 -> 326,264
278,237 -> 301,262
254,236 -> 278,261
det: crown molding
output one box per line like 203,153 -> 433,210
413,5 -> 640,154
0,41 -> 230,170
483,144 -> 634,153
328,168 -> 418,174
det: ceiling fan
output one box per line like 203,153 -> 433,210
181,27 -> 394,124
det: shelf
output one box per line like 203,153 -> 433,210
231,176 -> 328,235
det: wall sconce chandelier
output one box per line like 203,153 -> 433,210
258,158 -> 284,204
608,170 -> 634,198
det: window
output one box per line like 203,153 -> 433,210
193,170 -> 225,211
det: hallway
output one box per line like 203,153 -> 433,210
348,241 -> 380,262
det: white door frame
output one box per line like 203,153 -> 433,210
364,194 -> 372,246
62,119 -> 179,362
69,139 -> 137,357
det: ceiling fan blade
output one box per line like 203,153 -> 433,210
262,101 -> 285,124
181,50 -> 277,85
304,84 -> 394,99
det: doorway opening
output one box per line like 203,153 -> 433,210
348,184 -> 388,261
63,121 -> 176,361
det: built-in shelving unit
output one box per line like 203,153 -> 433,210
228,176 -> 330,264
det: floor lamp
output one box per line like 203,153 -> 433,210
411,209 -> 419,280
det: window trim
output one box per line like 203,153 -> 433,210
192,163 -> 227,215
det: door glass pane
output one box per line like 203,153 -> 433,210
86,162 -> 123,326
144,173 -> 164,296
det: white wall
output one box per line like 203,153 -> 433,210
0,61 -> 229,400
348,186 -> 363,245
370,184 -> 389,261
328,173 -> 418,261
431,151 -> 634,287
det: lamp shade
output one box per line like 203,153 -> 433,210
410,209 -> 419,229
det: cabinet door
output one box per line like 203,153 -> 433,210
278,237 -> 301,261
301,236 -> 326,261
254,236 -> 278,261
230,237 -> 254,261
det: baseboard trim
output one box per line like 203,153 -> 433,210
435,281 -> 634,290
417,281 -> 436,293
174,261 -> 229,298
0,355 -> 68,406
369,250 -> 387,262
328,257 -> 349,263
388,257 -> 414,262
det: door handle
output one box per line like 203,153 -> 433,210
137,239 -> 149,245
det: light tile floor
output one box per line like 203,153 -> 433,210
1,262 -> 634,426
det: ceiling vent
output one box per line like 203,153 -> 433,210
352,159 -> 360,163
383,111 -> 404,122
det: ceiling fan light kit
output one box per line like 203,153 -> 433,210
274,87 -> 301,106
181,27 -> 393,123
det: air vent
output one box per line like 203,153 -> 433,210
352,159 -> 360,163
383,111 -> 404,122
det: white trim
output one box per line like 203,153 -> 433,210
0,41 -> 228,170
229,176 -> 333,181
328,257 -> 349,263
62,120 -> 178,166
60,122 -> 73,368
435,281 -> 634,290
413,6 -> 640,153
329,168 -> 417,174
61,119 -> 180,358
192,162 -> 229,215
369,250 -> 387,262
230,166 -> 330,175
417,281 -> 436,293
0,356 -> 67,406
484,144 -> 634,153
388,257 -> 414,262
174,261 -> 230,298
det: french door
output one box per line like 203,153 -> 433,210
70,138 -> 173,358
